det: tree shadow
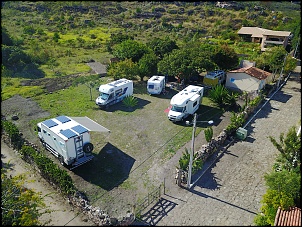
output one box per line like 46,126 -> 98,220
269,90 -> 292,103
1,154 -> 16,173
72,142 -> 135,191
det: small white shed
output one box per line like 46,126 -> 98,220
226,66 -> 272,92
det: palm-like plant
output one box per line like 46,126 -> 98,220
122,95 -> 138,108
208,84 -> 237,108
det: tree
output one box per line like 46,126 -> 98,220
211,44 -> 239,71
256,46 -> 287,76
269,126 -> 301,172
158,42 -> 217,81
137,52 -> 159,81
254,169 -> 300,226
105,33 -> 134,53
147,36 -> 178,60
107,59 -> 139,80
112,40 -> 150,63
1,171 -> 50,226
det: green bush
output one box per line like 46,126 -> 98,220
1,120 -> 24,150
226,112 -> 245,135
204,127 -> 213,142
122,95 -> 138,108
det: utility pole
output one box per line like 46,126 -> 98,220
277,53 -> 288,88
187,113 -> 197,189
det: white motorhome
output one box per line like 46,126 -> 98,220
96,79 -> 133,109
203,70 -> 226,87
168,85 -> 204,122
147,75 -> 166,95
37,115 -> 110,170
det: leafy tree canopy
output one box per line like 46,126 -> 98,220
211,44 -> 239,70
147,36 -> 178,60
107,58 -> 138,80
1,171 -> 50,226
112,39 -> 150,63
137,52 -> 159,81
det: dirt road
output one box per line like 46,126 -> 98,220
1,141 -> 95,226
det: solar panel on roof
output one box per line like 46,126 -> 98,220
60,129 -> 77,139
43,119 -> 58,128
72,125 -> 88,134
56,115 -> 71,124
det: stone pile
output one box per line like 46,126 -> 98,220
68,191 -> 135,226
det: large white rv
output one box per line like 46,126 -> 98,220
37,115 -> 109,170
96,79 -> 133,109
147,75 -> 166,95
168,85 -> 204,122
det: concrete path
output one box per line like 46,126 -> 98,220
137,73 -> 301,226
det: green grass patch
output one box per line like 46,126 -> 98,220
1,78 -> 44,100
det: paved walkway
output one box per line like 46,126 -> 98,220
136,73 -> 301,226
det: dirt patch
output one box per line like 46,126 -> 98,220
20,74 -> 81,93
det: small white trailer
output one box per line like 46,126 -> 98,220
96,78 -> 133,109
168,85 -> 204,122
147,75 -> 166,95
37,115 -> 110,170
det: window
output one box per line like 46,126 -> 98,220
108,93 -> 114,100
193,101 -> 197,107
115,88 -> 122,96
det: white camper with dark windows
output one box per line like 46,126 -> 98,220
37,115 -> 110,170
96,79 -> 133,109
168,85 -> 204,122
147,75 -> 166,95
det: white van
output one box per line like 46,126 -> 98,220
147,75 -> 166,95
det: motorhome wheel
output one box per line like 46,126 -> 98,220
59,155 -> 64,166
83,143 -> 94,154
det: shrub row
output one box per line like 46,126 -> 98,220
1,119 -> 76,196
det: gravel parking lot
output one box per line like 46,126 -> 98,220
137,73 -> 301,226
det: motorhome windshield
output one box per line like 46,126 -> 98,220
171,105 -> 184,112
99,92 -> 109,100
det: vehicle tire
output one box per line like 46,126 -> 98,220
83,142 -> 94,154
59,155 -> 65,166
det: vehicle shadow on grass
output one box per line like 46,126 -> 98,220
94,97 -> 151,113
72,142 -> 135,191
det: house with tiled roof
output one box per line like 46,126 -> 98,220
274,206 -> 301,226
237,26 -> 291,51
225,66 -> 273,92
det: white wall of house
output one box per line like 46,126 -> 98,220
226,72 -> 265,92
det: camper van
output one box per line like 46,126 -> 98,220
96,79 -> 133,109
203,70 -> 226,87
147,75 -> 166,95
168,85 -> 204,122
37,115 -> 109,170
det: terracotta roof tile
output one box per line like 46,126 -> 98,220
274,206 -> 301,226
229,66 -> 271,80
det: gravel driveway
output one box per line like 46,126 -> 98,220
136,73 -> 301,226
